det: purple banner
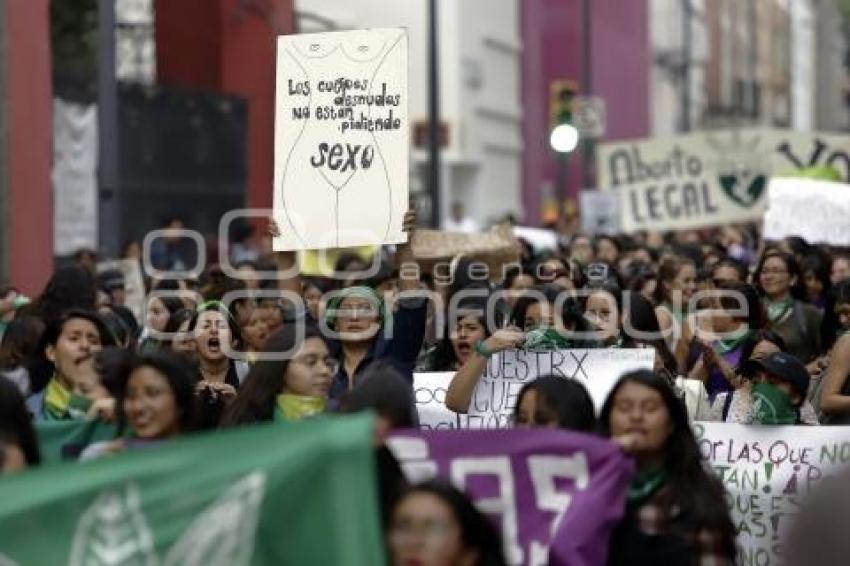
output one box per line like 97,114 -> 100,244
387,429 -> 633,566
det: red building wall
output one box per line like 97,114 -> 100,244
5,0 -> 53,294
155,0 -> 295,211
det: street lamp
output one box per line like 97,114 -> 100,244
550,123 -> 579,153
549,81 -> 579,222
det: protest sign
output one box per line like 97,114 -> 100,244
387,428 -> 632,566
597,129 -> 850,232
413,372 -> 467,430
467,348 -> 654,428
512,226 -> 558,252
273,28 -> 409,251
0,416 -> 384,566
413,223 -> 521,282
579,190 -> 621,234
695,422 -> 850,565
96,258 -> 146,323
763,177 -> 850,246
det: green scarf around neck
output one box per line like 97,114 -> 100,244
765,296 -> 794,325
627,467 -> 668,506
715,327 -> 754,355
274,393 -> 326,423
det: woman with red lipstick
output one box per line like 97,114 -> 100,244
601,370 -> 736,565
221,324 -> 335,425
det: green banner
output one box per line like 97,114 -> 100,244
35,419 -> 119,464
0,415 -> 385,565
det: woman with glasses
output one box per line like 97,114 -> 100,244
271,210 -> 426,405
754,251 -> 823,365
387,480 -> 506,566
221,324 -> 335,424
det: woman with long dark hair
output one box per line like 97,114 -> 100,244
601,370 -> 736,565
819,280 -> 850,424
0,376 -> 40,472
654,256 -> 698,371
220,324 -> 333,425
512,375 -> 595,431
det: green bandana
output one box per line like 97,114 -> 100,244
274,393 -> 326,423
715,328 -> 754,355
522,326 -> 571,351
765,297 -> 794,325
627,467 -> 668,505
324,286 -> 388,331
751,382 -> 798,425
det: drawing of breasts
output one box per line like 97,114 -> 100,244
277,29 -> 407,250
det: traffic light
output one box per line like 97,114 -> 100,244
549,80 -> 579,153
550,80 -> 578,130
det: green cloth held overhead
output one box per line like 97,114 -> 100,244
0,415 -> 385,565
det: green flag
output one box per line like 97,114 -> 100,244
0,415 -> 385,565
35,419 -> 119,464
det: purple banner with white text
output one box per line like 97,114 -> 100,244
387,428 -> 633,566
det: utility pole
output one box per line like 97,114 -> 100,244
581,0 -> 594,189
681,0 -> 692,132
427,0 -> 441,229
98,0 -> 120,257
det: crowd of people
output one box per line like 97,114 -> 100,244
2,209 -> 850,564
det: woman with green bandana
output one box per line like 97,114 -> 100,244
755,251 -> 823,365
602,370 -> 736,565
271,210 -> 426,404
686,281 -> 765,401
740,352 -> 813,425
654,256 -> 698,372
26,310 -> 112,421
220,324 -> 334,425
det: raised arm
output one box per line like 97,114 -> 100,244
445,329 -> 525,413
268,220 -> 302,297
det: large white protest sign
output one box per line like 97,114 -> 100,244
763,177 -> 850,246
695,423 -> 850,566
468,348 -> 655,428
273,29 -> 409,251
597,129 -> 850,232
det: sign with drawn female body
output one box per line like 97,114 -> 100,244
273,29 -> 409,250
597,129 -> 850,232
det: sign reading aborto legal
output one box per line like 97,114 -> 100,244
596,128 -> 850,232
273,29 -> 409,251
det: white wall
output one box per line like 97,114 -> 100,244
790,0 -> 815,131
649,0 -> 708,135
294,0 -> 523,228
